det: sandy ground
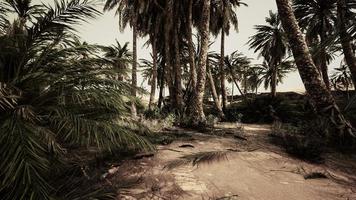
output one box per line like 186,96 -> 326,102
111,123 -> 356,200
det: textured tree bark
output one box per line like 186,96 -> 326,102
231,82 -> 234,103
271,62 -> 277,97
207,64 -> 225,118
158,57 -> 166,109
149,35 -> 158,110
164,0 -> 175,108
337,0 -> 356,87
220,30 -> 228,111
173,14 -> 183,112
187,0 -> 197,89
230,70 -> 246,100
320,32 -> 331,90
131,18 -> 137,118
243,71 -> 248,95
275,0 -> 354,139
189,0 -> 211,125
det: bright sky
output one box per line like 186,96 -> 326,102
35,0 -> 344,93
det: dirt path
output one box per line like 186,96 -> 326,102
113,123 -> 356,200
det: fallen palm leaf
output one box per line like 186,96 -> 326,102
164,151 -> 229,170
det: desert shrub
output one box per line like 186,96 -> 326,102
269,118 -> 329,163
225,95 -> 308,123
206,114 -> 219,128
343,94 -> 356,127
143,108 -> 163,119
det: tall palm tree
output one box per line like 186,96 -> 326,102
275,0 -> 354,139
104,0 -> 148,117
4,0 -> 44,30
256,60 -> 295,93
136,0 -> 165,111
246,66 -> 264,94
186,0 -> 197,90
336,0 -> 356,87
163,0 -> 176,108
248,11 -> 289,97
210,0 -> 247,111
207,61 -> 225,118
140,55 -> 159,110
222,51 -> 247,98
172,1 -> 184,111
103,40 -> 132,81
293,0 -> 337,90
189,0 -> 211,125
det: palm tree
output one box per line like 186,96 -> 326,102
103,40 -> 132,81
207,52 -> 225,118
256,60 -> 295,93
104,0 -> 147,117
210,0 -> 247,111
0,1 -> 151,199
246,66 -> 263,94
135,0 -> 165,111
331,63 -> 354,98
186,0 -> 197,90
293,0 -> 337,90
336,0 -> 356,87
222,51 -> 247,98
275,0 -> 354,139
140,56 -> 158,110
189,0 -> 211,125
248,11 -> 289,97
4,0 -> 44,30
163,0 -> 176,109
207,62 -> 225,118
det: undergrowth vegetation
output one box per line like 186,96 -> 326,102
224,95 -> 309,123
269,120 -> 327,163
0,1 -> 151,199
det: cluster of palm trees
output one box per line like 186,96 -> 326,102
1,0 -> 356,198
103,0 -> 356,130
0,0 -> 151,199
103,0 -> 249,125
275,0 -> 355,137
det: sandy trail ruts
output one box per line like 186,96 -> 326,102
114,123 -> 356,200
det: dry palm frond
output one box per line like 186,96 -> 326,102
164,151 -> 229,170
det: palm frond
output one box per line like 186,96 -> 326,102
164,151 -> 229,170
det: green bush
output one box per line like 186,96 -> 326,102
225,95 -> 309,123
269,119 -> 329,163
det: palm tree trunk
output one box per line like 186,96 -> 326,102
337,0 -> 356,87
149,35 -> 158,110
158,57 -> 166,109
243,73 -> 248,95
275,0 -> 354,139
164,0 -> 175,108
207,63 -> 225,118
220,29 -> 228,111
189,0 -> 211,125
320,32 -> 331,90
187,0 -> 197,89
271,63 -> 277,97
174,18 -> 183,111
131,18 -> 138,118
231,82 -> 234,103
231,72 -> 246,99
227,65 -> 247,100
